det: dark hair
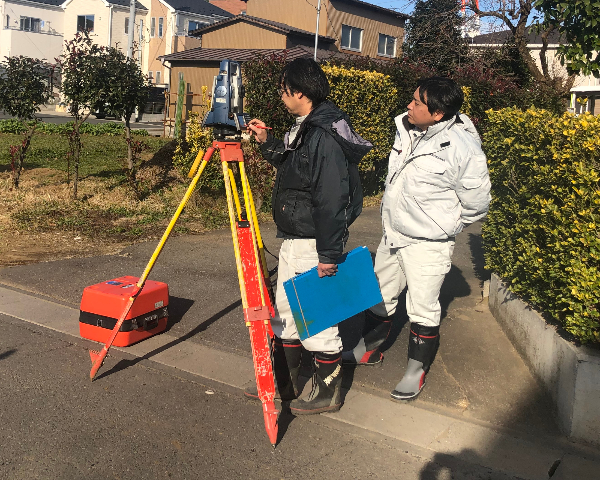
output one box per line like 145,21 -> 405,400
279,58 -> 330,106
417,77 -> 464,121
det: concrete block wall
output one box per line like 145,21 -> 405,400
489,273 -> 600,446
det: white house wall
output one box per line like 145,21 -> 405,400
1,0 -> 64,61
110,7 -> 148,55
62,0 -> 110,45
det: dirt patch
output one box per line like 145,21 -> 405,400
0,230 -> 130,267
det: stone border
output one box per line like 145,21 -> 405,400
489,273 -> 600,446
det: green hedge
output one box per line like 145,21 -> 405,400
0,119 -> 149,136
322,64 -> 397,193
482,108 -> 600,344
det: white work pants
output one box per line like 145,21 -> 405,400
272,238 -> 343,354
370,237 -> 455,327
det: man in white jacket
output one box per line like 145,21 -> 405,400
343,77 -> 491,401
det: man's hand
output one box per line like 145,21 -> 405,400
318,263 -> 338,278
247,119 -> 268,144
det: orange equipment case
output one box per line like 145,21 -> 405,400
79,275 -> 169,347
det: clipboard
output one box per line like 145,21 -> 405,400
283,246 -> 383,341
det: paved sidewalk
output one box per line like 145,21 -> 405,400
0,207 -> 599,479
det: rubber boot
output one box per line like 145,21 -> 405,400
289,352 -> 342,415
244,337 -> 302,401
342,310 -> 392,366
390,323 -> 440,401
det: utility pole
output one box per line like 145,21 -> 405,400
313,0 -> 322,61
127,0 -> 135,58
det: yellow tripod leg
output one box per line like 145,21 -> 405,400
90,149 -> 208,380
239,162 -> 266,307
228,167 -> 242,221
137,151 -> 208,286
240,165 -> 272,287
222,161 -> 248,310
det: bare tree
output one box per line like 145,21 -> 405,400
466,0 -> 576,93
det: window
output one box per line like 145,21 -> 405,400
20,16 -> 41,32
125,18 -> 129,34
155,71 -> 161,84
150,17 -> 155,37
378,34 -> 396,57
158,17 -> 163,38
139,19 -> 144,42
188,20 -> 205,32
341,24 -> 362,52
5,15 -> 10,29
77,15 -> 94,32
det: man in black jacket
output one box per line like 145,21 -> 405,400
247,58 -> 372,415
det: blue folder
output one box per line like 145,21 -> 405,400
283,246 -> 383,341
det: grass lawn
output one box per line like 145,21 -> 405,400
0,132 -> 247,265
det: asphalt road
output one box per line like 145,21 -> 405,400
0,314 -> 517,480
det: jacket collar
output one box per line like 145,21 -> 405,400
395,112 -> 457,159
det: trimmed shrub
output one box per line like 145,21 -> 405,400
322,64 -> 398,193
482,107 -> 600,344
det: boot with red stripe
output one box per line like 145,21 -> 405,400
390,323 -> 440,401
289,352 -> 342,415
342,310 -> 392,366
244,337 -> 302,401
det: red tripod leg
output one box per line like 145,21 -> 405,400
237,221 -> 278,445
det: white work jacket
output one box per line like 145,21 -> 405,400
380,112 -> 491,247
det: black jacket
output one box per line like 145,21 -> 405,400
260,101 -> 372,264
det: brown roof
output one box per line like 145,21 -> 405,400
208,0 -> 247,15
188,14 -> 336,43
160,45 -> 357,63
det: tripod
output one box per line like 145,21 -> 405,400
89,138 -> 279,446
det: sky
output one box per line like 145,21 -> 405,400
367,0 -> 415,15
365,0 -> 537,33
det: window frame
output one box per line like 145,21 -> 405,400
188,20 -> 205,33
20,16 -> 41,33
124,17 -> 129,34
155,70 -> 161,84
158,17 -> 163,38
150,17 -> 155,38
76,15 -> 94,33
340,24 -> 363,52
377,33 -> 396,58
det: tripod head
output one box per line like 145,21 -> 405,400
202,59 -> 251,141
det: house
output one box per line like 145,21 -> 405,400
142,0 -> 232,86
218,0 -> 408,60
244,0 -> 408,59
0,0 -> 231,87
162,44 -> 352,101
159,0 -> 408,102
190,14 -> 337,51
470,29 -> 600,115
1,0 -> 64,62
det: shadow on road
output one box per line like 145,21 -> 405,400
95,299 -> 241,380
0,348 -> 17,360
468,231 -> 490,287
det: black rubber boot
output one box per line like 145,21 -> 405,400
244,337 -> 302,401
342,310 -> 392,366
289,352 -> 342,415
391,323 -> 440,401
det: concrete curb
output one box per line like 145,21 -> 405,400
1,284 -> 599,479
489,274 -> 600,447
